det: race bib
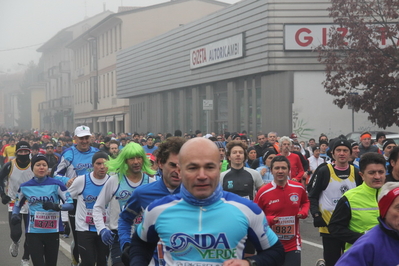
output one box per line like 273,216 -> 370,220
174,261 -> 223,266
34,211 -> 59,230
272,216 -> 295,240
8,201 -> 14,212
85,209 -> 106,225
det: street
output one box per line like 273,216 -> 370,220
0,201 -> 324,266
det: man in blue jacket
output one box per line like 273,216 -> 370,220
118,136 -> 186,265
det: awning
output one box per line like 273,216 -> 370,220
106,116 -> 114,122
115,114 -> 124,121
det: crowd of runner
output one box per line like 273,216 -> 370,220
0,126 -> 398,266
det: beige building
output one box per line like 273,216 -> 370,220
66,0 -> 229,134
36,11 -> 113,132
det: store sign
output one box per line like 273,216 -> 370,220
190,34 -> 243,69
284,24 -> 399,50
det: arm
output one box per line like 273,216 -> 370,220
243,240 -> 285,266
67,175 -> 85,199
292,156 -> 305,182
328,196 -> 363,244
308,166 -> 329,216
298,188 -> 310,219
252,170 -> 264,190
129,231 -> 157,266
118,189 -> 143,249
254,190 -> 277,226
93,176 -> 118,234
0,162 -> 11,197
58,183 -> 74,211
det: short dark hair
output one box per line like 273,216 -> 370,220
156,137 -> 186,165
109,140 -> 119,146
226,140 -> 248,162
388,146 -> 399,173
359,152 -> 386,173
270,155 -> 291,171
174,130 -> 182,137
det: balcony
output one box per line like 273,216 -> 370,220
59,61 -> 70,73
39,100 -> 51,112
48,66 -> 60,79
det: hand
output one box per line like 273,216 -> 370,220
313,215 -> 327,227
1,194 -> 11,205
297,213 -> 303,219
66,177 -> 76,188
42,201 -> 61,211
260,168 -> 267,176
223,258 -> 250,266
100,228 -> 115,246
121,243 -> 131,266
11,213 -> 21,225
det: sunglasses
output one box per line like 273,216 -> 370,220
46,147 -> 54,149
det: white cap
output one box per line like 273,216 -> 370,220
204,134 -> 213,139
75,125 -> 91,137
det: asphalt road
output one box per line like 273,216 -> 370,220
0,201 -> 324,266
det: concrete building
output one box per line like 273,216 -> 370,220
66,0 -> 230,134
0,72 -> 24,128
36,11 -> 113,132
116,0 -> 399,140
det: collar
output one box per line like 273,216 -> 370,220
378,217 -> 399,241
180,184 -> 223,206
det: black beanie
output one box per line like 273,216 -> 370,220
31,154 -> 49,170
92,151 -> 109,164
16,141 -> 31,152
383,139 -> 396,151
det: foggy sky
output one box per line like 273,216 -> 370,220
0,0 -> 240,73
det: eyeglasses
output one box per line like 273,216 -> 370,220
46,146 -> 54,149
217,137 -> 222,140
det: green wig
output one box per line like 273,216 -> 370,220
105,142 -> 155,182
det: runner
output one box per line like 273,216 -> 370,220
68,152 -> 111,266
129,138 -> 285,266
54,125 -> 99,266
118,136 -> 186,266
12,154 -> 73,266
92,142 -> 155,266
255,155 -> 310,266
0,141 -> 32,265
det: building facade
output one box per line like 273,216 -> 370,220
116,0 -> 399,139
66,0 -> 229,134
36,11 -> 113,132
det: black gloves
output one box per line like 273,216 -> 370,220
42,201 -> 61,211
313,213 -> 327,227
11,213 -> 21,225
121,243 -> 131,266
1,194 -> 11,205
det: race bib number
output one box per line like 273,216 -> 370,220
272,216 -> 295,240
85,209 -> 106,225
34,211 -> 59,230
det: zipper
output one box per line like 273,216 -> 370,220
199,206 -> 206,231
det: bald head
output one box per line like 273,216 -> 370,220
179,138 -> 219,164
178,138 -> 221,199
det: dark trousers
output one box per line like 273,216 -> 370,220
322,234 -> 345,266
77,231 -> 109,266
284,250 -> 301,266
8,212 -> 30,260
26,233 -> 59,266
